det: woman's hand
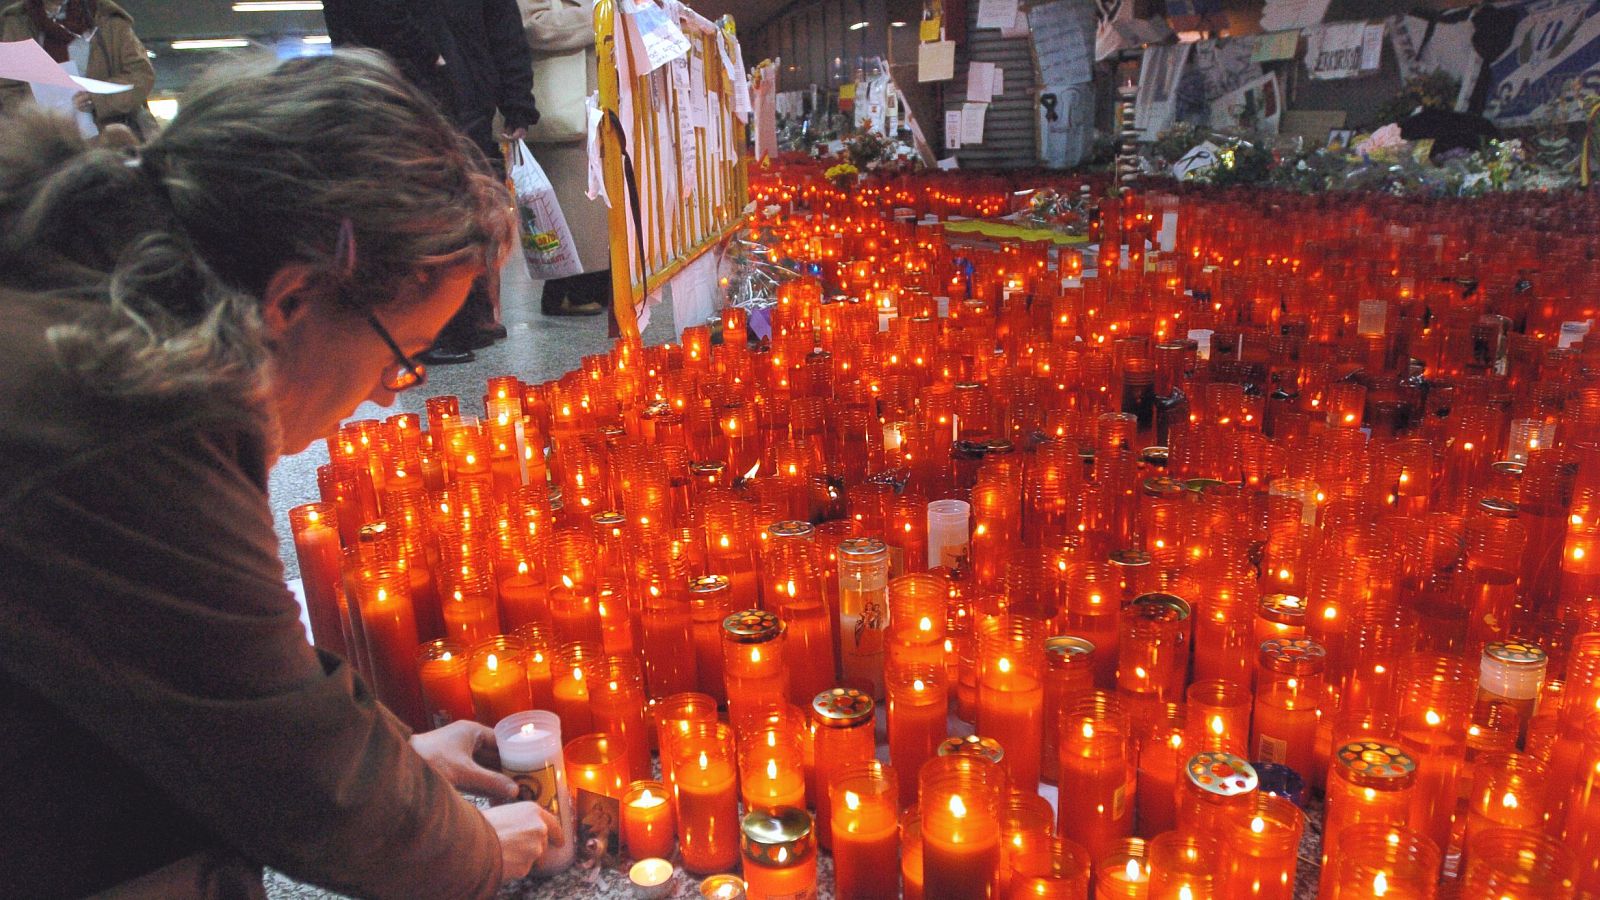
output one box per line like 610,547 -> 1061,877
484,803 -> 564,879
410,720 -> 520,800
72,92 -> 93,112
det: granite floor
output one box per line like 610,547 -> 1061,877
271,256 -> 678,581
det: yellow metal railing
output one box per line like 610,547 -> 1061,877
596,0 -> 751,340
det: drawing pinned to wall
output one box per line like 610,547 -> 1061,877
1134,42 -> 1193,139
1194,36 -> 1263,101
1030,0 -> 1096,87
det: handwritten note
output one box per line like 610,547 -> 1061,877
977,0 -> 1020,29
944,110 -> 963,148
960,102 -> 987,144
1029,0 -> 1094,86
992,67 -> 1005,97
1001,9 -> 1030,37
622,0 -> 691,73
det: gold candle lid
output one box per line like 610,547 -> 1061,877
1334,740 -> 1418,789
985,438 -> 1016,455
689,575 -> 732,595
1184,751 -> 1258,798
722,610 -> 783,643
1141,476 -> 1186,499
591,510 -> 625,528
1257,593 -> 1307,626
1184,478 -> 1229,493
1479,497 -> 1519,517
1139,446 -> 1170,467
937,734 -> 1005,765
1484,640 -> 1546,666
740,806 -> 814,868
1259,637 -> 1327,674
839,537 -> 889,558
1126,592 -> 1191,623
767,520 -> 815,540
690,460 -> 727,476
811,688 -> 875,727
1045,635 -> 1096,665
1109,549 -> 1153,569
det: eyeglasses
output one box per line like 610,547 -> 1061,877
364,310 -> 427,391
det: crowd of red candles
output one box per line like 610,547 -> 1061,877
289,166 -> 1600,899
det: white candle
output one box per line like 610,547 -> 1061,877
494,711 -> 576,874
926,500 -> 971,570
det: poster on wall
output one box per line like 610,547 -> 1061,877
1257,0 -> 1331,32
1303,21 -> 1383,80
1134,42 -> 1192,139
1388,13 -> 1478,94
1095,0 -> 1173,61
1484,0 -> 1600,127
1031,0 -> 1096,86
1211,71 -> 1282,134
1194,36 -> 1262,101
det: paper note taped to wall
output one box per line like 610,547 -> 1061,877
918,40 -> 956,81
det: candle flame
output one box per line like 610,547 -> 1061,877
1373,871 -> 1388,896
919,616 -> 933,632
998,657 -> 1012,674
913,678 -> 926,691
948,794 -> 967,818
1179,887 -> 1194,900
440,651 -> 452,661
751,648 -> 762,664
1124,859 -> 1142,880
520,723 -> 536,736
1082,721 -> 1095,739
845,790 -> 860,811
517,561 -> 530,576
698,751 -> 709,770
1502,791 -> 1519,809
486,654 -> 499,672
1425,710 -> 1442,727
1251,816 -> 1265,834
562,575 -> 575,589
1210,715 -> 1224,735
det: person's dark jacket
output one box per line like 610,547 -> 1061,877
324,0 -> 538,157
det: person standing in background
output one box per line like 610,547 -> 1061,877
326,0 -> 540,362
519,0 -> 612,318
0,0 -> 156,137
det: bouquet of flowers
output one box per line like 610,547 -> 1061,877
824,162 -> 860,191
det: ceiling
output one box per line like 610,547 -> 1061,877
118,0 -> 791,44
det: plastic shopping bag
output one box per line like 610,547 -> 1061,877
508,139 -> 582,280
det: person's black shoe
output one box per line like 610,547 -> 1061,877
462,326 -> 504,350
544,299 -> 606,316
419,346 -> 476,365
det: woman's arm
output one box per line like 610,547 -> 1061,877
88,18 -> 155,120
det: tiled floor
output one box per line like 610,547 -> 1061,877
270,257 -> 677,579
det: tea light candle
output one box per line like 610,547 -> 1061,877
698,874 -> 747,900
494,711 -> 575,874
623,780 -> 676,861
628,858 -> 676,900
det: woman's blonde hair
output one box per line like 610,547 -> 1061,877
0,50 -> 514,419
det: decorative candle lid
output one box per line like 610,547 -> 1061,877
937,734 -> 1005,765
740,806 -> 814,868
689,575 -> 732,595
1126,592 -> 1191,623
1045,635 -> 1096,667
1334,740 -> 1418,789
723,610 -> 783,643
1109,549 -> 1153,569
954,381 -> 983,392
1139,445 -> 1171,466
1478,496 -> 1520,517
839,537 -> 888,559
1491,460 -> 1526,478
1485,639 -> 1545,666
1481,640 -> 1548,701
1078,446 -> 1097,462
985,438 -> 1015,455
641,400 -> 672,419
1258,593 -> 1308,626
767,520 -> 815,540
1184,751 -> 1258,798
1259,637 -> 1327,674
1142,476 -> 1186,498
1184,478 -> 1229,493
690,460 -> 727,476
591,511 -> 625,528
811,687 -> 875,727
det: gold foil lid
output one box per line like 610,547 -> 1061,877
811,687 -> 875,727
740,806 -> 814,868
689,575 -> 732,595
722,610 -> 782,643
1126,592 -> 1191,622
1334,740 -> 1418,789
641,401 -> 672,419
1184,478 -> 1228,493
690,460 -> 727,475
1184,752 -> 1258,798
1109,549 -> 1153,568
839,537 -> 888,558
1142,476 -> 1186,498
592,511 -> 626,528
1259,637 -> 1327,673
1045,635 -> 1096,663
954,381 -> 983,392
985,438 -> 1015,455
1258,593 -> 1307,625
1491,460 -> 1526,478
1140,446 -> 1171,467
767,520 -> 815,540
1484,639 -> 1546,666
937,734 -> 1005,764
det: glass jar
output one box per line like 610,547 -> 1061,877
688,575 -> 734,703
888,573 -> 949,672
830,762 -> 900,898
740,807 -> 817,900
671,721 -> 740,875
838,537 -> 891,699
1008,837 -> 1092,899
1117,593 -> 1192,706
1254,593 -> 1309,649
1252,637 -> 1326,780
977,615 -> 1047,790
1461,826 -> 1576,900
1220,791 -> 1304,900
1324,823 -> 1439,900
1477,639 -> 1547,743
416,638 -> 474,730
1321,739 -> 1419,867
722,610 -> 789,734
809,688 -> 876,850
886,663 -> 948,807
919,755 -> 1004,900
1042,636 -> 1097,784
1057,691 -> 1136,861
1145,831 -> 1217,900
1185,679 -> 1251,755
1176,750 -> 1258,835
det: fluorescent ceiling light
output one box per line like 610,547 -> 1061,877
232,1 -> 324,10
848,20 -> 869,30
890,20 -> 908,26
171,38 -> 251,50
302,34 -> 332,44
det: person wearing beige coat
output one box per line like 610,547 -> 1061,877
520,0 -> 613,316
0,0 -> 154,134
